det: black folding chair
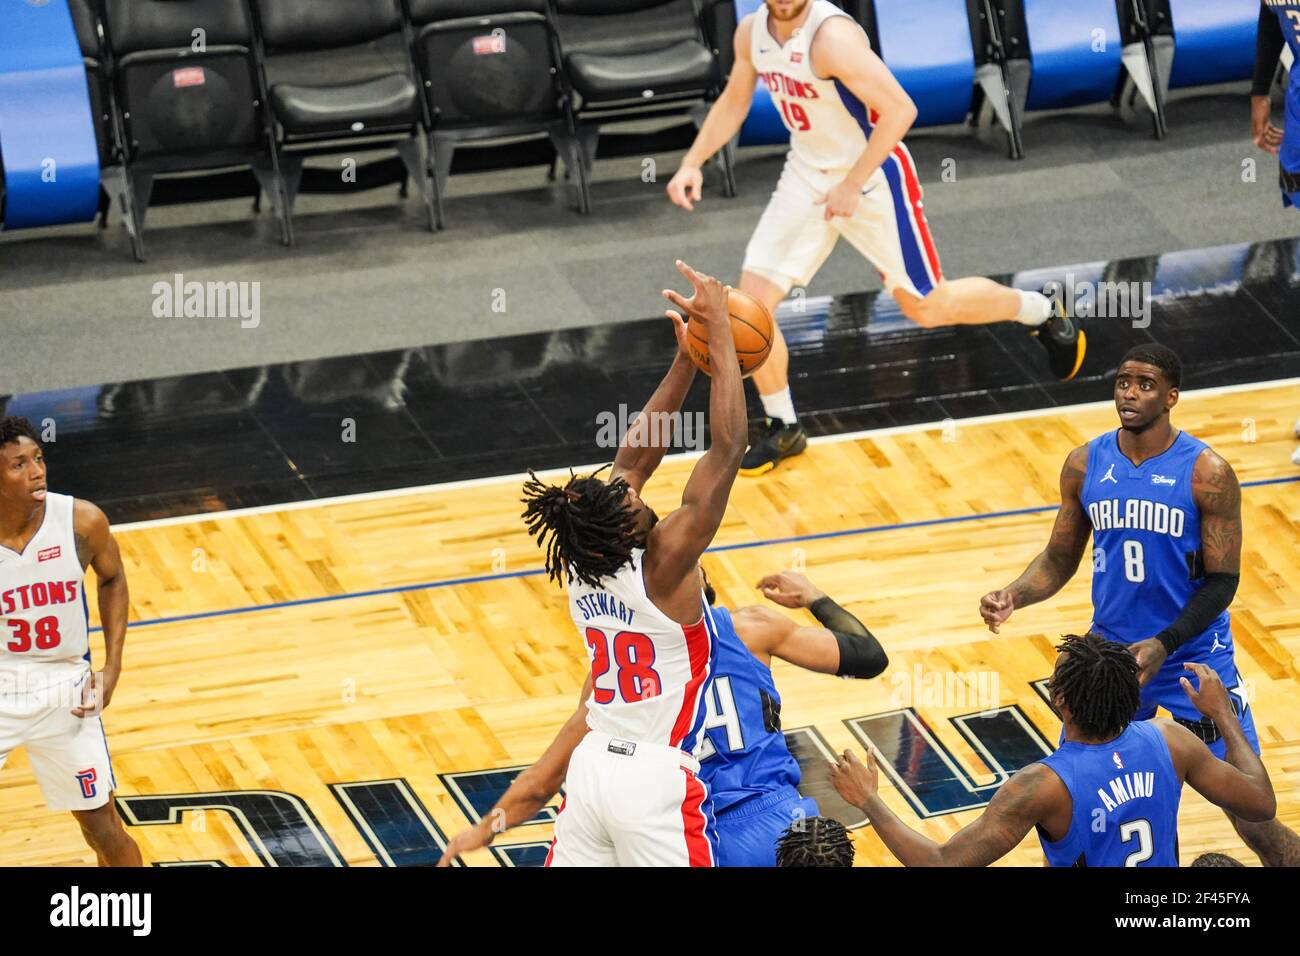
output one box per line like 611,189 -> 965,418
100,0 -> 290,260
551,0 -> 735,198
403,0 -> 590,223
252,0 -> 437,235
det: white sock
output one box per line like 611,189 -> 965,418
1014,290 -> 1053,326
760,388 -> 797,426
1292,445 -> 1300,467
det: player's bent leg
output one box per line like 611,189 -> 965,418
737,271 -> 808,476
605,746 -> 719,867
72,796 -> 143,867
544,741 -> 618,867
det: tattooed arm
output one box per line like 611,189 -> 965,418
980,445 -> 1091,633
831,750 -> 1065,866
73,499 -> 129,717
1130,450 -> 1243,682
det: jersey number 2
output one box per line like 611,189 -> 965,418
1120,818 -> 1153,866
585,627 -> 661,704
6,616 -> 62,652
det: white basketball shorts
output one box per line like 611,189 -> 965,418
741,146 -> 943,299
545,732 -> 719,867
0,669 -> 116,811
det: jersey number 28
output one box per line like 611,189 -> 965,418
585,627 -> 661,704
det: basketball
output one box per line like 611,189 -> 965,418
686,288 -> 774,378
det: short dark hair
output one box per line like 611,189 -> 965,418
1119,343 -> 1182,389
775,816 -> 855,867
1048,633 -> 1141,740
521,466 -> 642,589
1190,852 -> 1244,867
0,417 -> 41,450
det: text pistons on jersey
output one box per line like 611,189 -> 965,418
758,71 -> 820,100
572,592 -> 636,627
1087,499 -> 1186,537
1,579 -> 80,615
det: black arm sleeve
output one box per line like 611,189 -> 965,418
1253,4 -> 1286,96
1155,572 -> 1240,655
809,596 -> 889,679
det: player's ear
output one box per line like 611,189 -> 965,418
1165,387 -> 1179,411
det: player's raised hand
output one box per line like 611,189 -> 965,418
757,570 -> 826,609
1128,637 -> 1169,687
830,748 -> 878,810
661,259 -> 729,327
666,164 -> 704,211
979,589 -> 1015,633
665,307 -> 691,357
1180,662 -> 1234,724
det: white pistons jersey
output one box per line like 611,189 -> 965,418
568,548 -> 715,753
751,0 -> 871,172
0,493 -> 91,697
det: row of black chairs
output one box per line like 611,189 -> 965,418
71,0 -> 737,260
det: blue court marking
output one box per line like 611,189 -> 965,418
90,474 -> 1300,633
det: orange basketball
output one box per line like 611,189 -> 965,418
686,289 -> 774,378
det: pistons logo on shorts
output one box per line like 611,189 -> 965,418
75,768 -> 97,799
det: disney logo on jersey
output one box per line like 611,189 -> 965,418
1151,474 -> 1177,487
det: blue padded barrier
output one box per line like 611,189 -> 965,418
737,0 -> 788,146
1022,0 -> 1122,111
874,0 -> 974,127
1167,0 -> 1258,89
0,0 -> 100,229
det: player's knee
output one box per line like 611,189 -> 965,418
73,799 -> 123,841
901,292 -> 944,329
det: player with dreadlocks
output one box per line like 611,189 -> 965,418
775,816 -> 855,867
828,633 -> 1276,866
520,260 -> 746,867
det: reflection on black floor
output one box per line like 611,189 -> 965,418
5,238 -> 1299,524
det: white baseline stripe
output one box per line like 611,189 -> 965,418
114,375 -> 1300,532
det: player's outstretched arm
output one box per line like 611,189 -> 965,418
734,571 -> 887,677
980,445 -> 1090,633
1251,5 -> 1285,154
610,316 -> 698,494
644,263 -> 746,612
831,749 -> 1056,866
436,678 -> 592,866
73,499 -> 128,717
1131,450 -> 1243,681
1160,663 -> 1275,823
668,16 -> 759,210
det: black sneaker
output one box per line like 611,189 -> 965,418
740,418 -> 807,476
1034,299 -> 1086,381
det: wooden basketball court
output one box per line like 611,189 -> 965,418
2,381 -> 1296,866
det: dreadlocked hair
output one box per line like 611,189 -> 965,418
1048,633 -> 1141,740
0,417 -> 41,449
774,816 -> 855,868
521,465 -> 642,589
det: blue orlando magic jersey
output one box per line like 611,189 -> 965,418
693,607 -> 801,813
1266,2 -> 1300,178
1080,430 -> 1227,648
1038,721 -> 1181,866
